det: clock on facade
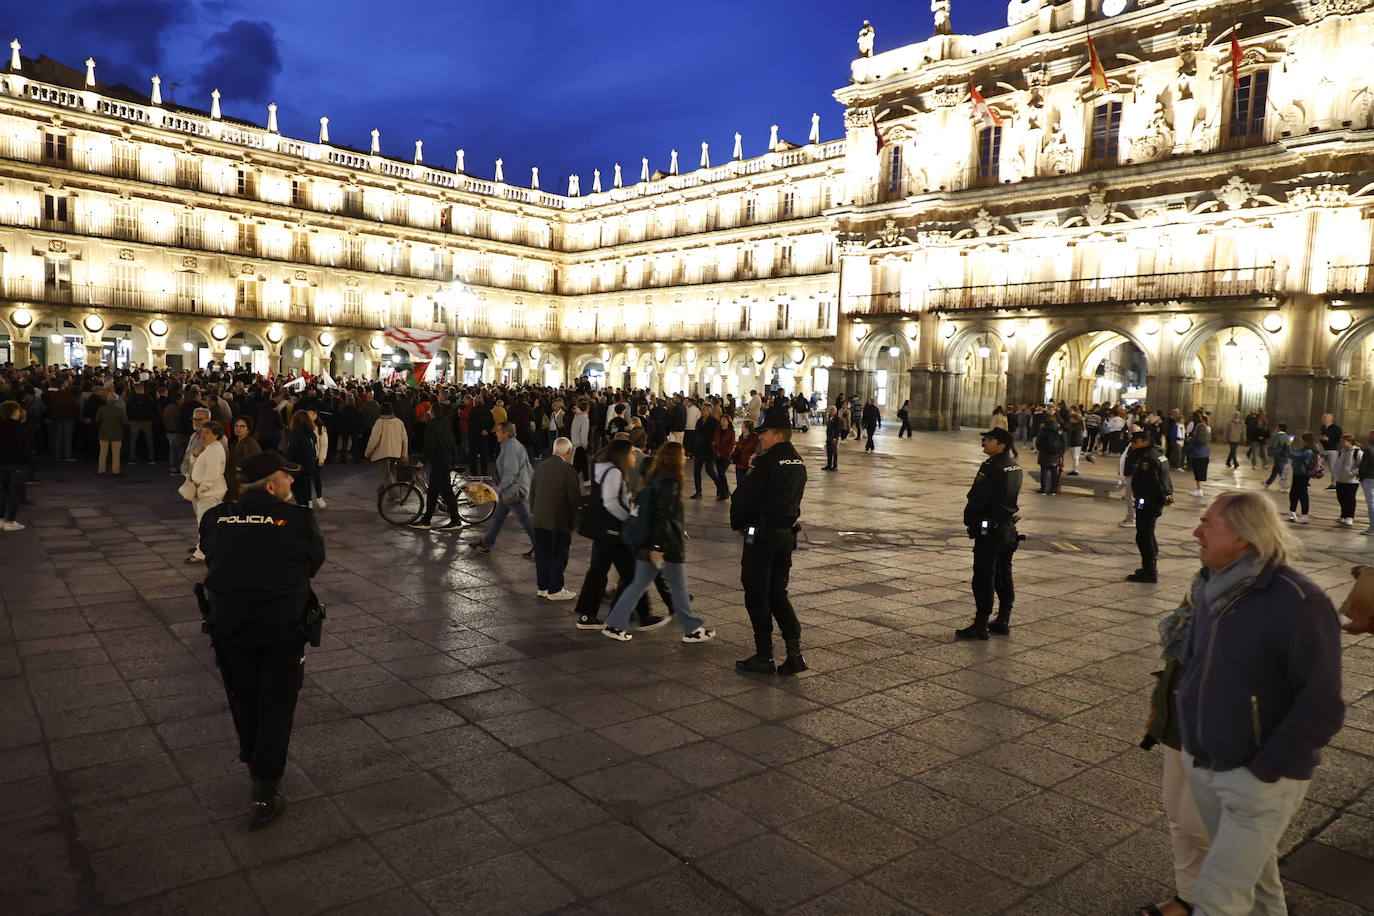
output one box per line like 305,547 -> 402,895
1102,0 -> 1129,16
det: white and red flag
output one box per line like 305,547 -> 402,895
970,83 -> 1002,127
383,326 -> 446,361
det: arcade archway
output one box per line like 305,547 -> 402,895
954,331 -> 1009,427
1038,329 -> 1148,406
1180,325 -> 1271,426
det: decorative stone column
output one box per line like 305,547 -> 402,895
149,344 -> 167,370
11,337 -> 30,366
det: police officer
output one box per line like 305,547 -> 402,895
730,414 -> 808,674
956,428 -> 1023,640
199,452 -> 324,826
1126,428 -> 1173,583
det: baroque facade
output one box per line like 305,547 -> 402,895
3,0 -> 1374,432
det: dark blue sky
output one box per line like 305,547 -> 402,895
3,0 -> 1007,189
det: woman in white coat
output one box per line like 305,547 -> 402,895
186,421 -> 228,563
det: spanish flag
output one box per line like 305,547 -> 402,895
1087,34 -> 1108,91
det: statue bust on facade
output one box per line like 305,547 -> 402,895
857,20 -> 875,58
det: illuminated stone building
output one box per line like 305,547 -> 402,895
5,0 -> 1374,432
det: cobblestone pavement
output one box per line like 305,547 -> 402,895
3,429 -> 1372,915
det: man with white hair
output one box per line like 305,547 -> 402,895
528,436 -> 580,600
1175,491 -> 1344,916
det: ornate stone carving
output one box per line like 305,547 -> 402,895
239,263 -> 256,275
1216,176 -> 1259,209
1130,101 -> 1174,162
972,209 -> 1002,237
1083,186 -> 1113,226
930,85 -> 965,109
844,106 -> 876,129
293,270 -> 307,281
47,239 -> 66,253
180,256 -> 197,268
1286,184 -> 1351,207
118,249 -> 135,261
917,229 -> 952,246
1007,0 -> 1043,26
1042,121 -> 1073,174
1308,0 -> 1373,21
345,277 -> 359,287
866,219 -> 913,249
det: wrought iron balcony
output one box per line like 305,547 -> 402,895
1328,263 -> 1374,296
923,266 -> 1277,313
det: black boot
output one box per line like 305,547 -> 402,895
988,614 -> 1011,636
777,639 -> 808,675
735,653 -> 776,675
250,777 -> 284,828
954,622 -> 989,640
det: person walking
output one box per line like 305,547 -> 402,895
530,437 -> 580,600
600,442 -> 715,644
1319,412 -> 1342,491
410,404 -> 462,532
1332,435 -> 1362,528
848,394 -> 863,441
185,421 -> 228,563
1034,418 -> 1066,495
199,451 -> 324,827
1224,410 -> 1245,470
95,394 -> 128,476
364,402 -> 408,493
897,399 -> 913,438
0,400 -> 30,532
1187,412 -> 1211,498
822,406 -> 842,471
283,411 -> 318,508
689,404 -> 726,499
225,416 -> 262,500
1177,492 -> 1344,916
1360,431 -> 1374,535
954,428 -> 1022,640
712,411 -> 735,500
731,419 -> 760,488
730,416 -> 808,674
861,398 -> 881,452
1286,433 -> 1318,523
1126,429 -> 1173,583
1065,409 -> 1085,475
474,423 -> 536,555
1262,424 -> 1291,491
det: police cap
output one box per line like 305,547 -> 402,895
238,451 -> 302,483
979,428 -> 1014,447
1130,428 -> 1152,442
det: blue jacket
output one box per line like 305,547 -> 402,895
1176,562 -> 1344,782
494,436 -> 532,502
1289,447 -> 1315,476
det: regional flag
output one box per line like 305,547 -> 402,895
871,111 -> 885,154
383,326 -> 446,361
970,83 -> 1002,128
1087,35 -> 1108,91
1230,20 -> 1244,88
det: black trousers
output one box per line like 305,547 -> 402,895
825,438 -> 838,468
693,451 -> 726,496
211,619 -> 305,784
741,529 -> 800,654
422,460 -> 457,522
573,534 -> 654,623
971,535 -> 1015,626
467,433 -> 489,475
864,424 -> 877,450
898,419 -> 912,438
1135,507 -> 1160,574
1337,481 -> 1359,519
1289,474 -> 1311,514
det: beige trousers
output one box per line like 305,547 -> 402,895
1162,745 -> 1210,904
97,440 -> 122,475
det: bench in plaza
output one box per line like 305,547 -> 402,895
1028,470 -> 1124,499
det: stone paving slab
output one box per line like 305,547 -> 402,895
1,430 -> 1371,914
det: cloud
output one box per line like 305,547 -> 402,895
1,0 -> 188,88
191,19 -> 281,105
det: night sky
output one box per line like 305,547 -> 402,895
1,0 -> 1007,189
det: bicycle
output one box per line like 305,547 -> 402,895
377,462 -> 498,527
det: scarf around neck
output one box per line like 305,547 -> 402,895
1158,554 -> 1260,664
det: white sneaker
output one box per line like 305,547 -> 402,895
314,497 -> 327,509
681,627 -> 716,643
1118,519 -> 1135,527
1190,488 -> 1203,497
535,589 -> 548,598
1298,515 -> 1309,524
1,520 -> 23,532
1288,512 -> 1298,522
1341,517 -> 1355,527
545,589 -> 577,601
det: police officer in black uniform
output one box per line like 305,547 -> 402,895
1126,428 -> 1174,583
956,428 -> 1023,640
199,451 -> 325,826
730,412 -> 808,675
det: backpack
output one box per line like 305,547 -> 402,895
1309,450 -> 1326,479
621,480 -> 657,549
576,469 -> 618,540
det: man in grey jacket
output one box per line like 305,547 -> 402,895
529,437 -> 580,600
1177,491 -> 1344,916
474,422 -> 535,556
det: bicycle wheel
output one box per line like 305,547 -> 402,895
453,479 -> 496,525
378,482 -> 425,525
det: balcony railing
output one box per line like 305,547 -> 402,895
1328,263 -> 1374,296
922,267 -> 1278,313
558,316 -> 831,344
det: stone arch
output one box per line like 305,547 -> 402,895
1174,316 -> 1273,379
1030,322 -> 1152,406
1328,315 -> 1374,380
947,326 -> 1012,427
1028,321 -> 1151,376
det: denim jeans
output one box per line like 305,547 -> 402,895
1361,478 -> 1374,531
482,497 -> 535,549
1184,754 -> 1308,916
605,559 -> 704,634
532,528 -> 570,592
51,420 -> 75,459
168,433 -> 189,469
0,465 -> 27,521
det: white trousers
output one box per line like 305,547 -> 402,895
1162,747 -> 1210,903
1184,754 -> 1308,916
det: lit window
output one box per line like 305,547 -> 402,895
1230,71 -> 1269,139
1090,101 -> 1122,163
977,126 -> 1003,181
